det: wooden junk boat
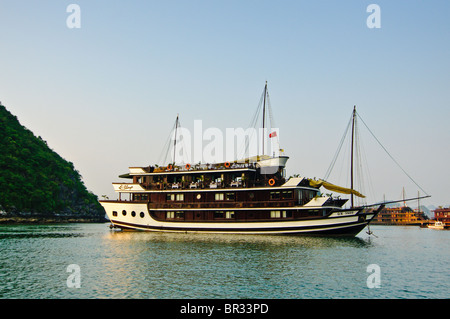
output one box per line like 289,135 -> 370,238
100,84 -> 386,236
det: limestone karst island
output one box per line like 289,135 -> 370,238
0,102 -> 106,223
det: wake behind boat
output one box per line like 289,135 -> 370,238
99,83 -> 404,236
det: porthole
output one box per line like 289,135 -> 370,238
140,212 -> 145,218
131,211 -> 136,217
112,211 -> 118,217
122,210 -> 127,216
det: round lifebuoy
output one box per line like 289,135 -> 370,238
224,161 -> 231,168
268,178 -> 275,186
185,163 -> 191,170
167,164 -> 173,171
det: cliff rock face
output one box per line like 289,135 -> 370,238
0,103 -> 106,221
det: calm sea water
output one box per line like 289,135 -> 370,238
0,223 -> 448,299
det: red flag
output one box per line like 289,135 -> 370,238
269,131 -> 277,138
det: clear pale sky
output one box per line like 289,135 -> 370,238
1,1 -> 449,208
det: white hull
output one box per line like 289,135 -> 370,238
428,222 -> 445,230
100,201 -> 377,236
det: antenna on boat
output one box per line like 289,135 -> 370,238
417,191 -> 420,214
402,187 -> 406,207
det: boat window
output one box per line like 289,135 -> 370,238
270,210 -> 292,218
270,211 -> 281,218
166,211 -> 175,219
175,211 -> 184,219
131,211 -> 136,217
214,211 -> 224,219
134,193 -> 149,201
226,193 -> 235,201
140,212 -> 145,218
225,211 -> 235,219
310,210 -> 321,216
214,211 -> 234,219
284,211 -> 292,218
281,191 -> 293,199
112,211 -> 118,217
297,190 -> 303,203
270,192 -> 281,200
297,190 -> 317,204
122,210 -> 127,216
166,211 -> 184,219
166,194 -> 184,201
215,193 -> 224,201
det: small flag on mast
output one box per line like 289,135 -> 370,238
269,131 -> 277,138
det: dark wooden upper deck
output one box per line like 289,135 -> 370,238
124,161 -> 289,190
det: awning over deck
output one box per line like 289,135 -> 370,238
308,179 -> 365,198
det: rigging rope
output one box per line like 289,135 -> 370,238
324,113 -> 352,180
266,91 -> 275,130
157,117 -> 178,165
323,108 -> 429,204
356,112 -> 430,196
238,86 -> 266,159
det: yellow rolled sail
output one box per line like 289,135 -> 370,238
308,179 -> 365,198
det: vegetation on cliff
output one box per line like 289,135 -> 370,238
0,103 -> 105,221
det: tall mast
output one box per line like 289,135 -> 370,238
350,105 -> 356,208
262,81 -> 267,156
417,191 -> 420,213
402,187 -> 406,207
173,114 -> 179,165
